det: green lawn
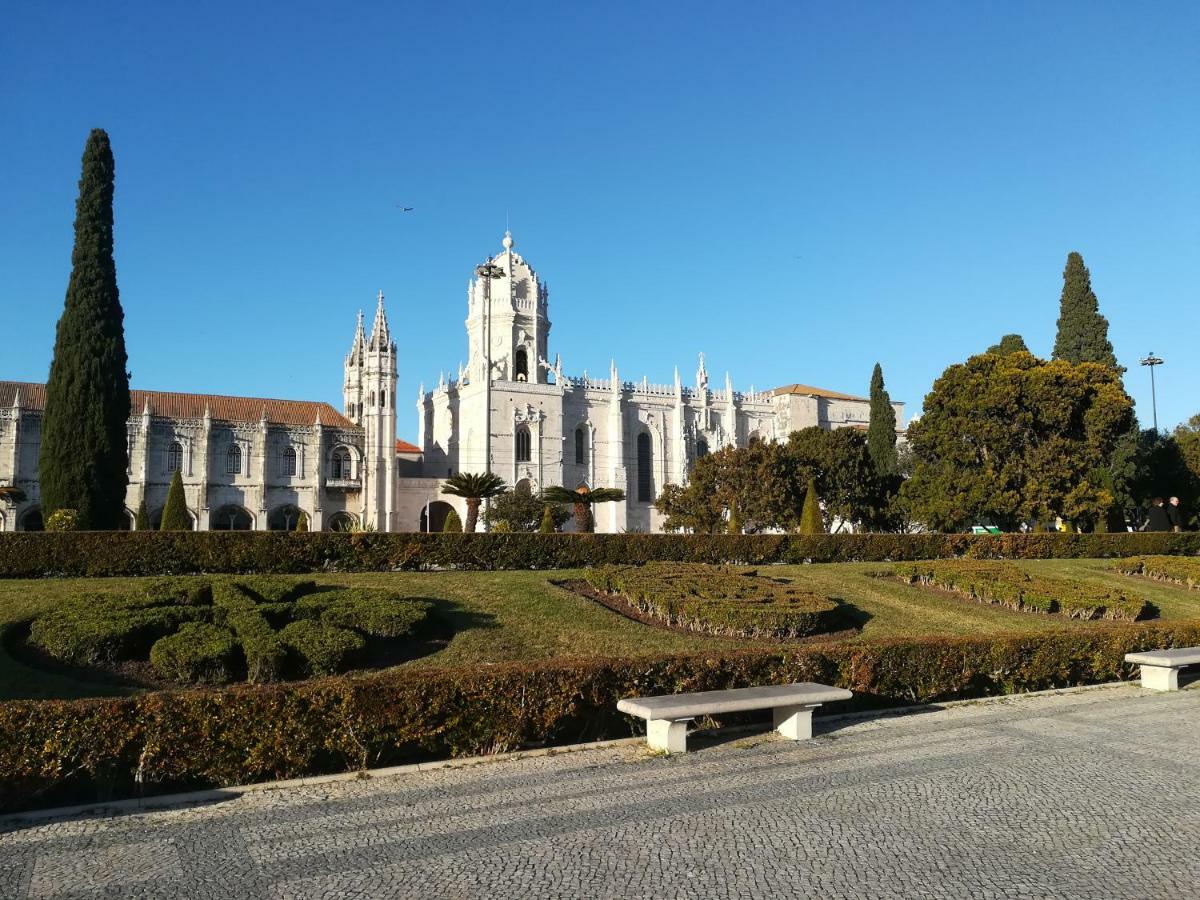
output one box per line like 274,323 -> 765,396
1,560 -> 1196,701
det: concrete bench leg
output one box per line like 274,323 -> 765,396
1140,665 -> 1180,692
647,719 -> 690,753
774,704 -> 820,741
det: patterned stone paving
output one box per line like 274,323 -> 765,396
2,684 -> 1197,899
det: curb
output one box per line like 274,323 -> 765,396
0,680 -> 1141,827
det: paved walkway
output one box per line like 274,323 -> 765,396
2,684 -> 1198,899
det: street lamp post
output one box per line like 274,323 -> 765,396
1140,352 -> 1164,433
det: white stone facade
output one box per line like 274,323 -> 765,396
0,232 -> 902,533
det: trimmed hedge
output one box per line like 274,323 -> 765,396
586,563 -> 843,638
3,619 -> 1199,812
889,561 -> 1150,621
1,532 -> 1199,578
149,623 -> 239,684
279,621 -> 366,677
1112,556 -> 1200,590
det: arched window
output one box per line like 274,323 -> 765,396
637,432 -> 652,503
282,446 -> 297,477
166,441 -> 183,474
696,439 -> 709,459
381,389 -> 387,407
575,427 -> 587,466
515,427 -> 532,463
226,443 -> 242,475
514,348 -> 529,382
332,448 -> 352,479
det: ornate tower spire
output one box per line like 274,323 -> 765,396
368,290 -> 392,351
696,352 -> 709,393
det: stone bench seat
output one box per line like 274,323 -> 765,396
617,682 -> 853,753
1125,647 -> 1200,692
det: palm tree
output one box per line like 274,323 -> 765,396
441,472 -> 508,533
0,485 -> 27,505
541,485 -> 625,533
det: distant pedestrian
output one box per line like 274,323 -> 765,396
1144,498 -> 1172,533
1167,496 -> 1184,532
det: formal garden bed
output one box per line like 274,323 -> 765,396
1111,556 -> 1200,591
879,560 -> 1152,621
583,563 -> 850,639
11,576 -> 434,689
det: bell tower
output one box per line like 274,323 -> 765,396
357,291 -> 397,530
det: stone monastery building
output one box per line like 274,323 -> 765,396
0,232 -> 902,533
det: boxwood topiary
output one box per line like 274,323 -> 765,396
311,589 -> 431,638
149,622 -> 239,684
279,620 -> 365,677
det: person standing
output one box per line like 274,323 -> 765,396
1167,496 -> 1184,532
1144,498 -> 1172,532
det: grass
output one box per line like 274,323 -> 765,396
0,559 -> 1196,702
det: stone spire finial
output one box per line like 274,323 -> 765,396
696,352 -> 709,392
502,230 -> 514,251
368,290 -> 391,350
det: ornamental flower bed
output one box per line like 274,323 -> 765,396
1111,556 -> 1200,590
585,562 -> 844,639
25,576 -> 431,685
888,560 -> 1150,621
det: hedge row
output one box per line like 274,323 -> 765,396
1112,556 -> 1200,590
3,619 -> 1199,812
2,531 -> 1200,578
890,561 -> 1151,621
586,563 -> 843,638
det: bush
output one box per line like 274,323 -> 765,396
2,532 -> 1200,579
889,560 -> 1151,621
279,620 -> 365,677
27,594 -> 206,666
4,619 -> 1200,812
1111,555 -> 1200,590
307,589 -> 431,638
44,509 -> 79,532
588,563 -> 843,638
149,623 -> 239,684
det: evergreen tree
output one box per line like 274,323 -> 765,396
159,471 -> 190,531
798,479 -> 824,534
539,505 -> 556,534
41,129 -> 131,529
294,511 -> 309,532
1052,252 -> 1118,368
986,334 -> 1030,356
442,508 -> 463,533
867,363 -> 898,476
135,497 -> 150,531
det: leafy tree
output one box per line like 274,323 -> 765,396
655,481 -> 725,534
442,507 -> 463,533
867,363 -> 898,477
45,509 -> 80,532
484,481 -> 570,532
135,497 -> 150,531
1052,252 -> 1118,368
798,479 -> 824,533
159,470 -> 191,531
541,485 -> 625,533
986,334 -> 1030,355
539,505 -> 557,534
785,427 -> 887,531
40,129 -> 131,529
440,472 -> 508,533
901,352 -> 1133,531
656,443 -> 796,533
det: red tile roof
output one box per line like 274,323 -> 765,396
0,381 -> 354,428
395,438 -> 421,454
772,383 -> 868,402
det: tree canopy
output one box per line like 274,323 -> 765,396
483,481 -> 570,532
40,128 -> 131,529
986,334 -> 1030,356
901,351 -> 1133,531
1052,252 -> 1118,368
441,472 -> 508,533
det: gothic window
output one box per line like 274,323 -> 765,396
282,446 -> 297,477
515,427 -> 531,463
226,443 -> 242,475
696,439 -> 709,459
332,448 -> 352,479
575,427 -> 587,466
637,432 -> 652,503
381,389 -> 387,407
514,348 -> 529,383
166,441 -> 183,474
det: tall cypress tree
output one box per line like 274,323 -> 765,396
159,471 -> 190,531
1052,252 -> 1117,368
867,363 -> 898,476
41,129 -> 130,529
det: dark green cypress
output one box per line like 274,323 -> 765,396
867,363 -> 898,476
1052,252 -> 1118,368
986,334 -> 1029,356
41,129 -> 130,529
159,471 -> 190,530
135,497 -> 150,531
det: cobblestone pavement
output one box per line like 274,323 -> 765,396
2,684 -> 1198,899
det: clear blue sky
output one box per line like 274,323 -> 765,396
2,1 -> 1197,435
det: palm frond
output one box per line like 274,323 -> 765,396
441,471 -> 509,500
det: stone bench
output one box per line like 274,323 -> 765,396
617,682 -> 853,753
1125,647 -> 1200,692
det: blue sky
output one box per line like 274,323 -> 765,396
2,1 -> 1197,435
